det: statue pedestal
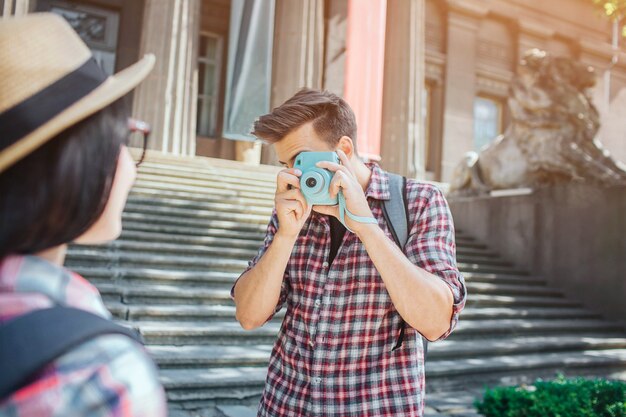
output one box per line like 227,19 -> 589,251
448,184 -> 626,329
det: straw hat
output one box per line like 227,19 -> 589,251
0,13 -> 155,173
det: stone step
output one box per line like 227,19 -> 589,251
457,262 -> 528,275
160,367 -> 267,403
466,282 -> 563,297
148,336 -> 626,369
94,276 -> 563,301
75,241 -> 258,260
425,349 -> 626,379
428,336 -> 626,359
134,178 -> 274,202
124,203 -> 270,226
118,231 -> 263,250
454,236 -> 485,245
157,349 -> 626,403
74,266 -> 241,285
137,165 -> 277,189
462,271 -> 546,286
455,246 -> 500,257
135,318 -> 624,345
76,265 -> 547,290
138,159 -> 279,181
121,221 -> 265,241
76,239 -> 507,270
466,294 -> 581,308
95,283 -> 232,305
459,307 -> 602,321
92,280 -> 579,309
69,253 -> 527,281
131,187 -> 275,209
137,170 -> 276,194
108,304 -> 600,323
67,250 -> 249,272
455,255 -> 512,267
127,195 -> 273,217
122,212 -> 267,234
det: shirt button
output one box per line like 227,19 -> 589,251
322,261 -> 329,268
309,340 -> 314,348
314,299 -> 321,307
312,377 -> 322,385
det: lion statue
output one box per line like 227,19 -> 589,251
450,49 -> 626,195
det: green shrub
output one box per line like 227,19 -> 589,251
474,375 -> 626,417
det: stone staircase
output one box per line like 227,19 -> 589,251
65,155 -> 626,415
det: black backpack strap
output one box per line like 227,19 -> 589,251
0,306 -> 142,401
381,173 -> 409,249
382,173 -> 428,356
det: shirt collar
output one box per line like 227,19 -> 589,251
0,254 -> 110,318
364,163 -> 391,201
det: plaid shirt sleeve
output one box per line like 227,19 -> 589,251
68,335 -> 167,417
0,334 -> 167,417
231,210 -> 290,322
404,183 -> 467,341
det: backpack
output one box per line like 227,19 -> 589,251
0,306 -> 142,401
382,172 -> 429,356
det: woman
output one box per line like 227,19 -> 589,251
0,13 -> 166,416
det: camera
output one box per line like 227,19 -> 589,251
294,151 -> 340,206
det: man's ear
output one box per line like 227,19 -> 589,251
337,136 -> 356,159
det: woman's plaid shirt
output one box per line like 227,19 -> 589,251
0,255 -> 166,417
235,164 -> 467,417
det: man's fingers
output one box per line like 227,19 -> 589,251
277,169 -> 302,193
328,170 -> 347,199
316,160 -> 352,178
280,190 -> 309,215
279,189 -> 305,201
336,149 -> 355,175
280,200 -> 303,219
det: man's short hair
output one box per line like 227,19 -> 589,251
252,88 -> 357,150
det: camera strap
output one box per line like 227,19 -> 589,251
338,192 -> 378,232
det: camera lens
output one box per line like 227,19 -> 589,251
306,177 -> 317,188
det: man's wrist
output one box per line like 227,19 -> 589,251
275,230 -> 300,244
354,222 -> 383,242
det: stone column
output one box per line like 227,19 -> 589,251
2,0 -> 30,17
379,0 -> 426,178
322,0 -> 348,96
132,0 -> 200,156
260,0 -> 325,165
440,1 -> 486,182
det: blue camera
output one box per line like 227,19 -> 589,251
294,151 -> 340,206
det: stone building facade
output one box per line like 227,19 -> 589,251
3,0 -> 626,182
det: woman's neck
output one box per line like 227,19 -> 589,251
35,245 -> 68,266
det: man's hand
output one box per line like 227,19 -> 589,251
313,150 -> 375,234
275,168 -> 312,239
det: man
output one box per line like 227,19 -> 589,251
232,88 -> 467,417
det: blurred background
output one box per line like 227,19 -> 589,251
2,1 -> 625,416
5,0 -> 626,182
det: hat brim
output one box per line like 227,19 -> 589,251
0,53 -> 156,173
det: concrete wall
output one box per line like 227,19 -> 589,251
448,185 -> 626,327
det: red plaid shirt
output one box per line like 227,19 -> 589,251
236,164 -> 467,417
0,255 -> 167,417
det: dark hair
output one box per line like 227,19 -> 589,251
0,99 -> 129,258
252,88 -> 358,150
